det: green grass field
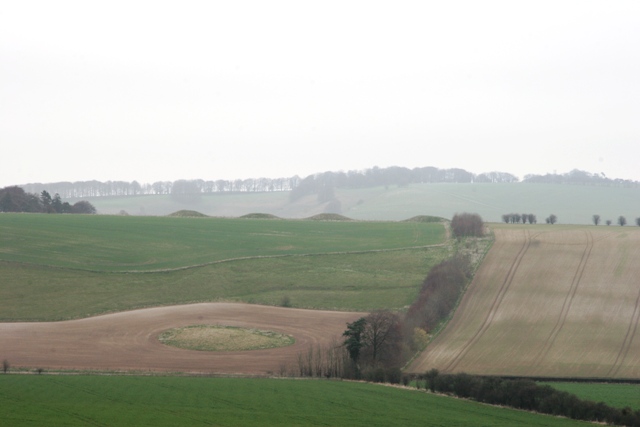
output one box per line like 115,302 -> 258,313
0,214 -> 448,320
0,376 -> 595,427
0,214 -> 443,272
543,382 -> 640,411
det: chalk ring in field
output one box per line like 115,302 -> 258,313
0,303 -> 363,374
158,324 -> 295,352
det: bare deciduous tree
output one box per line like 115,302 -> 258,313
451,213 -> 484,237
593,214 -> 600,226
618,216 -> 627,226
362,310 -> 401,363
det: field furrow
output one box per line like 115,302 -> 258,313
607,285 -> 640,377
442,229 -> 532,372
532,231 -> 594,370
408,225 -> 640,378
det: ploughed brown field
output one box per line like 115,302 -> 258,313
408,224 -> 640,378
0,303 -> 362,374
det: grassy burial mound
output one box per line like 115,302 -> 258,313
0,214 -> 447,320
239,212 -> 281,219
306,213 -> 353,221
408,224 -> 640,379
167,209 -> 209,217
403,215 -> 445,223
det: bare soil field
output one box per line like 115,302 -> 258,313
408,224 -> 640,378
0,303 -> 362,374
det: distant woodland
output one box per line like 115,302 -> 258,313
0,186 -> 96,214
18,166 -> 639,200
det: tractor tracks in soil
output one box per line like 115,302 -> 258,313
607,285 -> 640,377
532,230 -> 594,371
442,229 -> 533,373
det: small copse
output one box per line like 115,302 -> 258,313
451,213 -> 484,238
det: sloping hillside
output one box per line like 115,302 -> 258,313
75,183 -> 640,225
408,224 -> 640,379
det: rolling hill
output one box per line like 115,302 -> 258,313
72,182 -> 640,225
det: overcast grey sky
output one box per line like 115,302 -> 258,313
2,1 -> 639,187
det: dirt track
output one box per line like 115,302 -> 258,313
0,303 -> 362,374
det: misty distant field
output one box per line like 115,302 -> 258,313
0,214 -> 447,320
408,224 -> 640,379
80,183 -> 640,225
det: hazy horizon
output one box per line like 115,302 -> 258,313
10,164 -> 636,188
3,1 -> 640,188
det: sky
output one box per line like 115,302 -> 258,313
2,1 -> 640,187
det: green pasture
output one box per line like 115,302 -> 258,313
0,214 -> 447,320
0,249 -> 445,321
0,375 -> 594,427
543,382 -> 640,411
0,214 -> 444,272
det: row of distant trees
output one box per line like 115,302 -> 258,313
502,213 -> 640,226
17,167 -> 639,201
502,213 -> 539,224
21,177 -> 299,199
289,167 -> 519,202
0,186 -> 96,214
523,169 -> 639,187
19,166 -> 520,200
593,215 -> 640,227
502,213 -> 559,225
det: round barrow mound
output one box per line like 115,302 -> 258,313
305,213 -> 352,221
159,325 -> 295,351
167,210 -> 208,218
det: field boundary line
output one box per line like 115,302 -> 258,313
532,230 -> 594,371
441,229 -> 532,372
0,243 -> 449,274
